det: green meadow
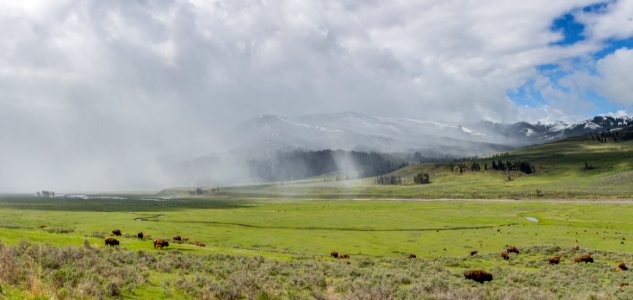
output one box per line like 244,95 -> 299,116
1,197 -> 633,298
1,197 -> 632,258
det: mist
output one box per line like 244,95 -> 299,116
1,1 -> 632,192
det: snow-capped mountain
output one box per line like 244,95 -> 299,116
225,112 -> 632,157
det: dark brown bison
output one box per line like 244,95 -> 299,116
137,232 -> 144,240
330,251 -> 339,258
153,239 -> 169,249
470,251 -> 478,256
575,255 -> 594,263
464,270 -> 493,283
548,256 -> 561,265
172,235 -> 182,241
408,253 -> 417,259
618,263 -> 628,271
112,229 -> 122,236
339,254 -> 350,259
501,249 -> 510,260
104,237 -> 119,246
506,246 -> 519,254
194,241 -> 206,247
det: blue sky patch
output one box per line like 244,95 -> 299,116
550,13 -> 585,46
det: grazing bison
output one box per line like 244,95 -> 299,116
464,270 -> 493,283
339,254 -> 350,259
194,241 -> 206,247
330,251 -> 339,258
153,239 -> 169,249
112,229 -> 122,236
506,246 -> 519,254
137,232 -> 144,240
408,253 -> 417,259
501,249 -> 510,260
183,236 -> 190,241
549,256 -> 561,265
618,263 -> 628,271
172,235 -> 182,241
572,244 -> 580,251
575,255 -> 594,263
104,237 -> 119,246
470,251 -> 478,256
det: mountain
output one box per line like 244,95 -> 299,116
167,112 -> 632,186
226,112 -> 633,157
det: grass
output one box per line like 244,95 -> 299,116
1,197 -> 633,258
1,197 -> 632,298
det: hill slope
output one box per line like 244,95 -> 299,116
175,132 -> 633,199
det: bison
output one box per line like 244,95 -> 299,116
104,237 -> 119,246
501,249 -> 510,260
339,254 -> 350,259
618,263 -> 628,271
464,270 -> 493,283
506,246 -> 519,254
112,229 -> 122,236
183,236 -> 190,242
408,253 -> 417,259
470,251 -> 478,256
194,241 -> 206,247
548,256 -> 561,265
172,235 -> 182,241
137,232 -> 144,240
330,251 -> 339,258
153,239 -> 169,249
572,244 -> 580,251
575,255 -> 594,263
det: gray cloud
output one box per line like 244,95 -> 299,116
0,0 -> 630,191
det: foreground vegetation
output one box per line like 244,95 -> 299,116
0,241 -> 631,299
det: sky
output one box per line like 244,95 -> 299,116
1,0 -> 633,191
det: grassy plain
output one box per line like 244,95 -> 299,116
1,197 -> 633,298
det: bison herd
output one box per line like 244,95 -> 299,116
460,245 -> 628,284
101,229 -> 206,250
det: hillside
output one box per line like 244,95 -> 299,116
172,132 -> 633,199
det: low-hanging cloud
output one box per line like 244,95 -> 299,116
0,0 -> 631,192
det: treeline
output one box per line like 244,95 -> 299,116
375,172 -> 430,185
450,160 -> 535,174
249,150 -> 404,181
590,127 -> 633,143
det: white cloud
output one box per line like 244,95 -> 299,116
595,48 -> 633,104
0,0 -> 630,191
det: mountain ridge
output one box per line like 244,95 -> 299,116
227,112 -> 632,156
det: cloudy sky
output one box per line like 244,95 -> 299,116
1,0 -> 633,191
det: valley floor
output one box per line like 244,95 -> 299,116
0,196 -> 632,298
